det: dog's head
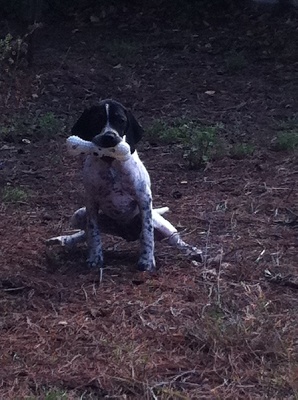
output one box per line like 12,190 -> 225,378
71,99 -> 143,154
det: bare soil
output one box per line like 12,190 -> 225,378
0,5 -> 298,399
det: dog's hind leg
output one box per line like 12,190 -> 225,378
47,207 -> 139,248
70,207 -> 87,229
152,210 -> 203,262
71,207 -> 140,239
46,207 -> 87,247
46,230 -> 86,247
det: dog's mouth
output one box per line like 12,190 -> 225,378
92,131 -> 126,149
91,135 -> 131,161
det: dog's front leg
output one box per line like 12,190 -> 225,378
86,201 -> 104,268
137,185 -> 156,272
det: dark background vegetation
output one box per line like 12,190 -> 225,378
0,0 -> 293,24
1,0 -> 240,21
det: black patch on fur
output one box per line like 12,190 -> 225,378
71,99 -> 143,154
125,110 -> 143,153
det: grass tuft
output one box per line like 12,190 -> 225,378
1,186 -> 28,203
37,112 -> 62,138
230,143 -> 255,159
273,131 -> 298,152
44,390 -> 67,400
147,119 -> 227,169
0,112 -> 63,143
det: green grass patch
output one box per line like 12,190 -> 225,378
44,390 -> 68,400
146,119 -> 189,144
147,119 -> 227,169
27,388 -> 68,400
273,131 -> 298,152
230,142 -> 255,159
37,112 -> 62,138
0,112 -> 63,143
0,32 -> 28,74
1,186 -> 28,203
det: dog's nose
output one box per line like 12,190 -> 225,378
93,132 -> 122,148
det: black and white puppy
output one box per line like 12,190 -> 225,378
49,99 -> 202,272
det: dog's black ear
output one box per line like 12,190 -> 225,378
71,106 -> 101,141
125,110 -> 144,153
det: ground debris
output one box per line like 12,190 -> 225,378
264,269 -> 298,290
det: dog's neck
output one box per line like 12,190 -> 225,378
100,155 -> 115,164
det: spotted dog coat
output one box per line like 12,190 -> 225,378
51,99 -> 202,272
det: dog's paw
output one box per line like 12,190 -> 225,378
187,246 -> 203,263
46,236 -> 65,246
87,250 -> 104,269
168,233 -> 203,263
137,255 -> 156,272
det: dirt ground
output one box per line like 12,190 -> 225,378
0,4 -> 298,399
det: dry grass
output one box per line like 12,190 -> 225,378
1,146 -> 297,399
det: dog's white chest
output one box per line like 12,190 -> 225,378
83,155 -> 147,221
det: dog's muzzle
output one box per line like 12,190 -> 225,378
93,131 -> 122,148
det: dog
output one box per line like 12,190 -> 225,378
48,99 -> 202,272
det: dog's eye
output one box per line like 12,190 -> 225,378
117,114 -> 126,124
